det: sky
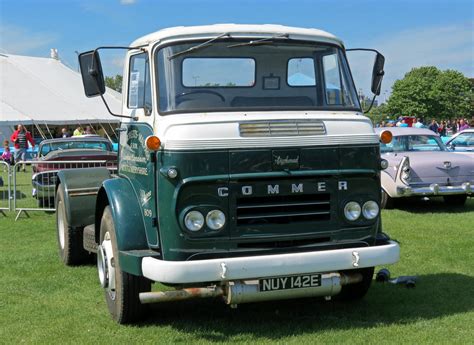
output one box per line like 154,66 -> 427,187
0,0 -> 473,100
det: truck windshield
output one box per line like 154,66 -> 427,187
155,40 -> 360,114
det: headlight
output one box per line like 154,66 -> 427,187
206,210 -> 226,230
362,201 -> 379,219
184,211 -> 204,231
344,201 -> 361,221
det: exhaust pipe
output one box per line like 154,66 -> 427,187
140,286 -> 224,304
139,272 -> 362,304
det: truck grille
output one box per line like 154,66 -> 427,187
239,120 -> 326,137
236,194 -> 331,226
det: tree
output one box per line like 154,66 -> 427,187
105,74 -> 123,93
387,67 -> 472,121
367,103 -> 391,125
387,66 -> 441,119
433,70 -> 471,119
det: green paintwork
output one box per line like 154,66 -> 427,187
117,122 -> 160,248
155,145 -> 382,261
56,167 -> 111,228
62,138 -> 383,267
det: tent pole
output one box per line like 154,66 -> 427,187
107,122 -> 118,140
88,122 -> 98,134
99,122 -> 113,142
33,122 -> 46,140
43,122 -> 53,138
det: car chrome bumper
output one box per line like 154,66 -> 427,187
397,182 -> 472,197
141,241 -> 400,284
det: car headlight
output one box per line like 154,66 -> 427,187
362,201 -> 379,219
344,201 -> 361,221
184,211 -> 204,231
206,210 -> 226,230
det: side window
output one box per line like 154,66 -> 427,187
287,58 -> 316,86
128,53 -> 152,112
322,54 -> 343,105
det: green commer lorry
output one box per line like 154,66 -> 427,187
56,24 -> 400,324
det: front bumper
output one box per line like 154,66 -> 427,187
397,182 -> 472,197
141,241 -> 400,284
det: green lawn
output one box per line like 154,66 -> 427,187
1,196 -> 473,344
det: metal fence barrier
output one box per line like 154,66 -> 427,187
0,161 -> 12,215
12,160 -> 116,220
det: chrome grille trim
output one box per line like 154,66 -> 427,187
239,120 -> 326,137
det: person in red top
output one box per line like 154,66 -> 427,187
10,124 -> 35,172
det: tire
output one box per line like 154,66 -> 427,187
381,189 -> 394,209
99,206 -> 151,324
338,267 -> 374,301
56,185 -> 89,265
443,195 -> 467,206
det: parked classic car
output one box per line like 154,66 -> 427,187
376,127 -> 473,208
445,129 -> 474,157
32,136 -> 117,208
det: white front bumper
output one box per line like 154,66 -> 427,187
141,241 -> 400,284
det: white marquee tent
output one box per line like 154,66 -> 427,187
0,53 -> 122,141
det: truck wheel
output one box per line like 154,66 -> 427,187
98,206 -> 151,324
338,267 -> 374,301
381,190 -> 394,209
443,195 -> 467,206
56,186 -> 90,265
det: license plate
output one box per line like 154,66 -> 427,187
259,274 -> 321,292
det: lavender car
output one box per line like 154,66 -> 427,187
376,127 -> 473,208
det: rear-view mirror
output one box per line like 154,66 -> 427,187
79,51 -> 105,97
371,53 -> 385,95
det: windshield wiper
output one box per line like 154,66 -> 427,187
168,33 -> 230,60
227,33 -> 290,48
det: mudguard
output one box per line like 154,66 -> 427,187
56,168 -> 112,228
96,177 -> 151,275
97,177 -> 149,252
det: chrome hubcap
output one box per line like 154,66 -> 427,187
57,201 -> 65,250
98,231 -> 116,300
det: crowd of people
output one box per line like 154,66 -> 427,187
377,117 -> 472,136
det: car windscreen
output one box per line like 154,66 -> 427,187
40,141 -> 110,156
381,135 -> 447,153
449,133 -> 474,147
155,40 -> 360,114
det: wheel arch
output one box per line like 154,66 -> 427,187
56,168 -> 112,228
95,177 -> 149,252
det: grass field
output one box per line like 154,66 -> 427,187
1,170 -> 473,344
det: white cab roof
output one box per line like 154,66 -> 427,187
131,24 -> 343,47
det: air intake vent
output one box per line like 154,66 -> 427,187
236,194 -> 331,226
239,120 -> 326,137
